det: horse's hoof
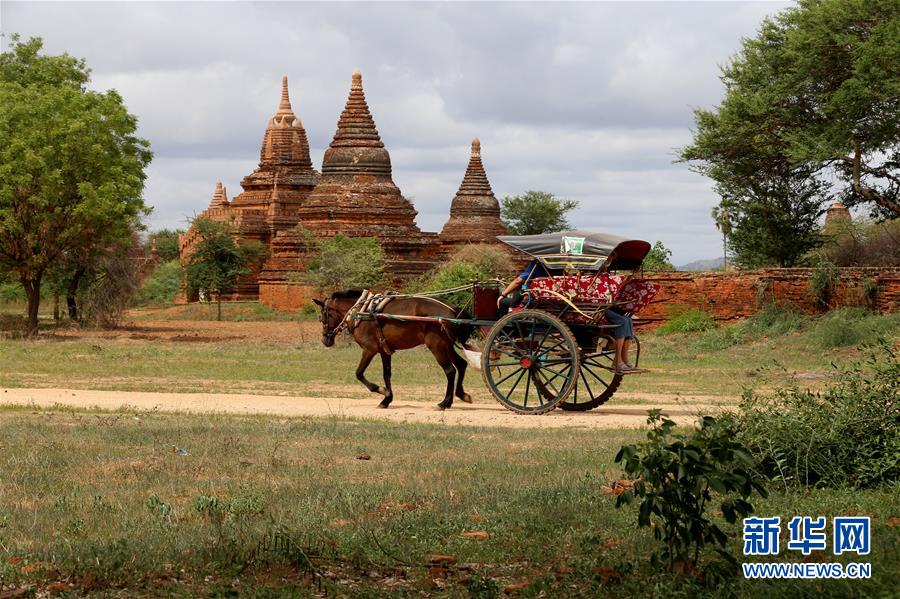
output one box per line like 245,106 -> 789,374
376,403 -> 390,409
436,402 -> 451,411
460,394 -> 473,404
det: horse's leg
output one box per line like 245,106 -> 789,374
449,346 -> 473,403
355,347 -> 384,396
377,352 -> 394,408
425,334 -> 456,410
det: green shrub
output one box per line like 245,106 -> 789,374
657,308 -> 717,335
810,307 -> 900,348
739,304 -> 808,339
305,232 -> 385,293
690,326 -> 743,351
615,411 -> 767,574
807,259 -> 839,308
134,259 -> 182,306
721,341 -> 899,489
689,305 -> 808,351
409,244 -> 514,309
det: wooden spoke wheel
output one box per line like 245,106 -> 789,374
560,334 -> 624,411
481,310 -> 580,415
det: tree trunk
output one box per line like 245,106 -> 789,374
217,295 -> 222,321
67,266 -> 86,321
722,234 -> 728,270
21,274 -> 42,337
851,140 -> 900,217
53,293 -> 60,322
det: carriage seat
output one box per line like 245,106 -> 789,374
526,275 -> 660,322
528,274 -> 626,306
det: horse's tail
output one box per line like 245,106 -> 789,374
453,309 -> 476,347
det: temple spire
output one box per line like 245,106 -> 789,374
208,180 -> 229,209
440,137 -> 506,243
331,68 -> 383,148
272,75 -> 298,128
457,137 -> 493,194
279,75 -> 291,111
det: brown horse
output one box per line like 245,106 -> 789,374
314,291 -> 475,410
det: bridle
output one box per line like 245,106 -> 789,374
320,294 -> 367,343
320,298 -> 346,344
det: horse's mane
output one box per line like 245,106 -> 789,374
330,289 -> 364,300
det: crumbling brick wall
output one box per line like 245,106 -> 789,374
638,268 -> 900,325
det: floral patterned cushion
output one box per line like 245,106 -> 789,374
528,274 -> 626,305
522,276 -> 660,323
612,280 -> 660,314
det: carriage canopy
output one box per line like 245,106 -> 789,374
496,230 -> 652,271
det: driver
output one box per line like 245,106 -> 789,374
496,259 -> 553,316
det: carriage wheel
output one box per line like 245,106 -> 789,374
481,310 -> 580,415
560,334 -> 624,411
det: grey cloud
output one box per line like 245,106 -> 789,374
3,1 -> 790,263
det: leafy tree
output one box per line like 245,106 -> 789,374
680,0 -> 900,219
500,191 -> 578,235
0,36 -> 152,334
183,217 -> 262,320
711,205 -> 733,270
148,229 -> 184,263
642,241 -> 675,272
75,236 -> 143,327
303,231 -> 386,293
722,175 -> 826,267
135,259 -> 183,306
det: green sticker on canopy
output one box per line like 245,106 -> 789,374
561,236 -> 584,255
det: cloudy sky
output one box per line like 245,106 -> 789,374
3,1 -> 792,264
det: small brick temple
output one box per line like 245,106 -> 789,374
179,70 -> 506,308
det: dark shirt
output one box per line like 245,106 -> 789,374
518,260 -> 550,284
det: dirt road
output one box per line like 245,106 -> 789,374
0,387 -> 728,429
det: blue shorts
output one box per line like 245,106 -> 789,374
605,309 -> 634,340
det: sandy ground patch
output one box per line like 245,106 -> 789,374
43,318 -> 321,344
0,387 -> 729,429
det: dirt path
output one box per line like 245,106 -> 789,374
0,387 -> 729,429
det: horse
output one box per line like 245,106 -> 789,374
313,290 -> 475,410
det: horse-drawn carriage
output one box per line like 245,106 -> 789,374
473,231 -> 659,415
316,230 -> 659,415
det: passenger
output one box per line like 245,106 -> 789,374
605,307 -> 644,374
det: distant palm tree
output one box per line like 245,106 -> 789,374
711,204 -> 733,270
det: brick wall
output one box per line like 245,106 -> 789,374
639,267 -> 900,325
260,267 -> 900,320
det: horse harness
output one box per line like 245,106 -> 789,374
325,290 -> 460,355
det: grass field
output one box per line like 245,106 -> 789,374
0,406 -> 897,598
0,303 -> 898,596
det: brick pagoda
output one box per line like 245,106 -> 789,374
181,71 -> 509,308
440,138 -> 507,245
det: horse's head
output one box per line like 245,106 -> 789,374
313,297 -> 341,347
313,290 -> 364,347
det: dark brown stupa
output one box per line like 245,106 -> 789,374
440,138 -> 507,244
293,69 -> 437,279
